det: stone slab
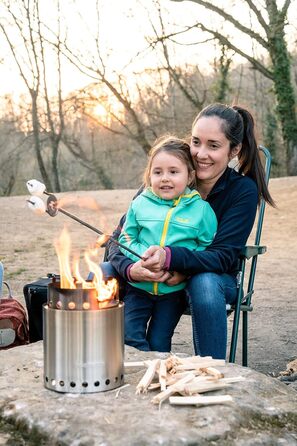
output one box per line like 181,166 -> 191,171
0,342 -> 297,445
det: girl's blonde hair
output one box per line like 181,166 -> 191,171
143,135 -> 196,189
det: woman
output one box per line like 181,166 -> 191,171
107,103 -> 275,359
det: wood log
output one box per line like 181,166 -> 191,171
135,359 -> 161,394
151,373 -> 195,405
169,395 -> 233,406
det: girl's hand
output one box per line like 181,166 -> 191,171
141,246 -> 166,272
129,260 -> 171,282
166,271 -> 188,286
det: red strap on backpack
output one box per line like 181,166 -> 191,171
0,282 -> 29,349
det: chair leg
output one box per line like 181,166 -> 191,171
242,311 -> 248,366
229,300 -> 242,364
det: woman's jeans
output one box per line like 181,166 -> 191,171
186,272 -> 237,359
99,262 -> 185,352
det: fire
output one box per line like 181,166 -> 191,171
95,234 -> 110,248
54,226 -> 118,302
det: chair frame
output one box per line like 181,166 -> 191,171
228,146 -> 272,366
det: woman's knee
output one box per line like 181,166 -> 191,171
187,272 -> 221,306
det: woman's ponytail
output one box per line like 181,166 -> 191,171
234,106 -> 275,206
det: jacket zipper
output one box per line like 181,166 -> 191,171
153,196 -> 182,295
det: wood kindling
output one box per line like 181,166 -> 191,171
125,354 -> 246,407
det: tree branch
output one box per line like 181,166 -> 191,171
280,0 -> 291,20
171,0 -> 268,49
244,0 -> 269,34
197,23 -> 273,80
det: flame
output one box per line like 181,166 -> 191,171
57,195 -> 100,211
54,227 -> 75,289
95,234 -> 110,248
54,226 -> 118,302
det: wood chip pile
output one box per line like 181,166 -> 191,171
125,355 -> 245,407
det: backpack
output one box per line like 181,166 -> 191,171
0,282 -> 29,349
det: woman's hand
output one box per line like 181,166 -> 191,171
129,260 -> 171,283
165,271 -> 188,286
141,245 -> 166,272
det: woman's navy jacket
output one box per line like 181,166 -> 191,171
108,167 -> 258,278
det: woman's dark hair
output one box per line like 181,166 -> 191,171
193,103 -> 275,206
143,135 -> 196,189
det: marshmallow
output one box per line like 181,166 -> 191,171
27,196 -> 46,215
26,179 -> 46,196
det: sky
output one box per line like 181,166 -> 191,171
0,0 -> 296,98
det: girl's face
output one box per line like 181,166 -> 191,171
149,151 -> 193,200
190,116 -> 240,188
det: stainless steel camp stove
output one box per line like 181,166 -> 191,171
43,279 -> 124,394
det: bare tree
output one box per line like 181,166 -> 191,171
52,1 -> 182,156
169,0 -> 297,175
0,0 -> 67,191
147,1 -> 207,109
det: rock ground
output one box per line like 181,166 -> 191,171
0,343 -> 297,445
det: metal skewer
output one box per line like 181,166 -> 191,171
28,194 -> 145,261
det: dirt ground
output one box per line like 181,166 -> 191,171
1,177 -> 297,377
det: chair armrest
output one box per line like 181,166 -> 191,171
240,245 -> 267,260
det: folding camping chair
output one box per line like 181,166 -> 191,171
228,146 -> 272,366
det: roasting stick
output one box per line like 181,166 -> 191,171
48,201 -> 145,261
26,179 -> 145,260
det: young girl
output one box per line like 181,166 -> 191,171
117,136 -> 217,352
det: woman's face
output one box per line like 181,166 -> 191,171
190,116 -> 240,187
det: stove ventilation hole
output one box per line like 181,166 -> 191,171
70,381 -> 76,388
105,379 -> 110,385
83,302 -> 90,310
59,381 -> 65,387
82,382 -> 88,388
68,301 -> 76,310
51,379 -> 56,386
94,381 -> 100,387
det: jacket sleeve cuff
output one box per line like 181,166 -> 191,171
126,264 -> 134,282
163,247 -> 171,270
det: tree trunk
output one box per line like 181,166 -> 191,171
52,139 -> 61,192
267,18 -> 297,174
31,92 -> 53,191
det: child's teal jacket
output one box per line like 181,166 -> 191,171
118,187 -> 217,295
